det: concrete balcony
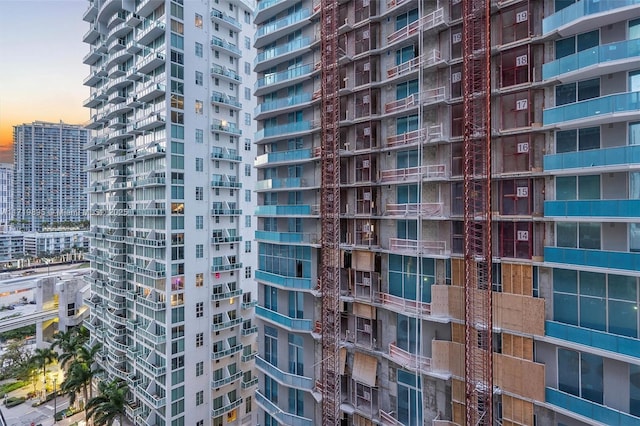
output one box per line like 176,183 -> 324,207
211,65 -> 242,83
255,8 -> 311,48
255,63 -> 315,95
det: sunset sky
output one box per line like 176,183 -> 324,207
0,0 -> 89,163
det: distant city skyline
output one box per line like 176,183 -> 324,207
0,1 -> 88,163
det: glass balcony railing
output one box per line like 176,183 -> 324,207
543,38 -> 640,80
542,0 -> 640,35
255,390 -> 314,426
255,121 -> 315,140
545,388 -> 640,425
543,91 -> 640,125
256,64 -> 314,89
257,0 -> 286,11
544,246 -> 640,272
255,205 -> 313,216
545,199 -> 640,217
255,305 -> 313,331
255,270 -> 313,290
544,144 -> 640,170
255,177 -> 307,190
546,321 -> 640,359
255,230 -> 318,244
255,9 -> 311,39
254,93 -> 313,116
255,37 -> 311,66
254,148 -> 312,166
255,356 -> 314,390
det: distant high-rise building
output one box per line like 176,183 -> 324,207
82,0 -> 258,424
13,121 -> 88,232
0,163 -> 13,231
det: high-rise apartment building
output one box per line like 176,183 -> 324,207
0,164 -> 13,231
82,0 -> 258,424
254,0 -> 640,425
13,121 -> 88,232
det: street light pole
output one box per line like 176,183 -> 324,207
53,377 -> 57,424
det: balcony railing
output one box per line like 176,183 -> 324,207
380,165 -> 446,182
545,321 -> 640,359
545,387 -> 640,425
255,205 -> 315,216
387,8 -> 444,44
544,91 -> 640,126
255,121 -> 316,140
255,177 -> 308,190
256,63 -> 314,89
254,148 -> 312,166
385,203 -> 444,217
255,390 -> 314,426
255,230 -> 318,244
384,51 -> 444,81
376,292 -> 431,316
255,37 -> 312,66
255,305 -> 313,332
255,8 -> 311,39
542,0 -> 640,35
255,270 -> 313,290
387,342 -> 431,372
544,246 -> 640,272
255,356 -> 314,390
544,144 -> 640,171
545,199 -> 640,218
389,238 -> 448,255
543,38 -> 640,80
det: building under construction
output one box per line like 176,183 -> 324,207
254,0 -> 640,425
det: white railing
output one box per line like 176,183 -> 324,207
389,238 -> 448,255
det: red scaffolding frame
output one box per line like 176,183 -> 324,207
462,0 -> 493,424
320,0 -> 341,425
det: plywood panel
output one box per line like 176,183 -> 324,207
431,285 -> 464,320
494,292 -> 545,336
494,353 -> 545,401
502,333 -> 534,361
432,340 -> 464,378
452,258 -> 464,286
352,351 -> 378,387
353,302 -> 376,319
453,402 -> 466,426
502,394 -> 534,425
354,250 -> 374,271
452,322 -> 465,344
502,262 -> 533,296
452,379 -> 465,403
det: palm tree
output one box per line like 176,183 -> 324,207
86,379 -> 128,426
52,327 -> 90,369
32,347 -> 57,394
60,342 -> 102,419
